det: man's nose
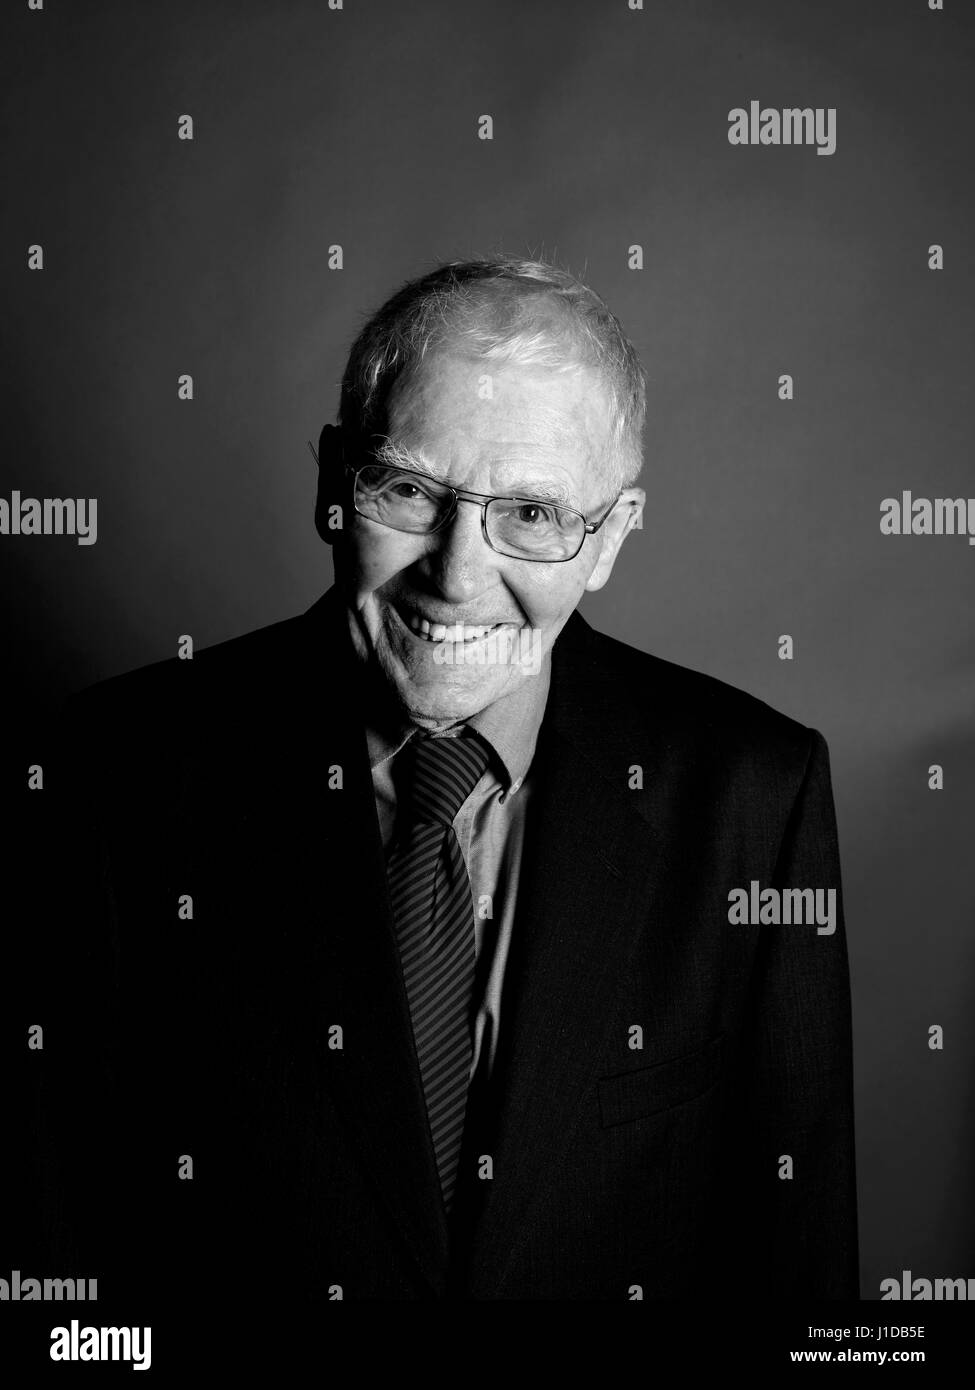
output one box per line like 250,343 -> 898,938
423,497 -> 501,602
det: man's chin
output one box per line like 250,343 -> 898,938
390,670 -> 513,726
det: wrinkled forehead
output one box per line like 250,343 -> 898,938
384,349 -> 616,503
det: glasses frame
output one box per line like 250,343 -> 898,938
344,458 -> 623,564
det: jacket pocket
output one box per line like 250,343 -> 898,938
598,1033 -> 725,1128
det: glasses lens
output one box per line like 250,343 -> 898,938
486,498 -> 585,560
354,465 -> 450,532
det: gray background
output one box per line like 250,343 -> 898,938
3,0 -> 973,1298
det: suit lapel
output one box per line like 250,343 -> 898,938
465,610 -> 678,1297
295,590 -> 450,1293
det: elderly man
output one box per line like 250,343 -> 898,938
42,257 -> 857,1309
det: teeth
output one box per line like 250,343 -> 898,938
406,612 -> 500,643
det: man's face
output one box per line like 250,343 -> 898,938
336,350 -> 643,729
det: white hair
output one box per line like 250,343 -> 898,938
338,256 -> 646,491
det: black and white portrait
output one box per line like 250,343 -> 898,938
4,0 -> 972,1370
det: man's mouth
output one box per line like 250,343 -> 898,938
394,604 -> 514,645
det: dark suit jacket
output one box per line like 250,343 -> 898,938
35,586 -> 858,1307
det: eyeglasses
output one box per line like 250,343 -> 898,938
344,459 -> 622,563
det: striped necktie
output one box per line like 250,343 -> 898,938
386,730 -> 490,1213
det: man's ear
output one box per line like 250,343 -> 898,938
584,487 -> 645,593
314,423 -> 346,545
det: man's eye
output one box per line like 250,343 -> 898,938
386,477 -> 438,502
515,503 -> 554,525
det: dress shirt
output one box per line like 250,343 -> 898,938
360,650 -> 551,1080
